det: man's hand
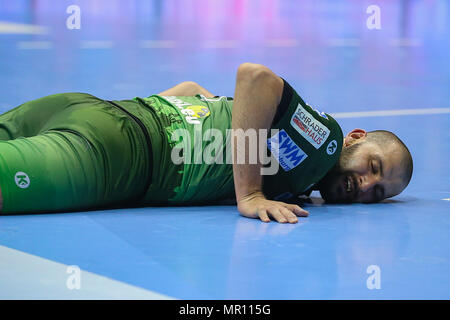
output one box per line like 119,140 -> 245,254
238,191 -> 309,223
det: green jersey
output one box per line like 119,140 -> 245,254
134,94 -> 235,204
134,80 -> 343,204
262,80 -> 343,200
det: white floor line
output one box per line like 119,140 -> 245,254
17,41 -> 53,50
0,21 -> 48,34
80,40 -> 114,49
203,40 -> 237,48
140,40 -> 176,48
389,38 -> 422,47
79,40 -> 115,49
442,198 -> 450,201
327,38 -> 360,47
331,107 -> 450,119
0,245 -> 174,300
9,38 -> 431,50
265,39 -> 298,47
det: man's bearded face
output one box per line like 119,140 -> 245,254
319,142 -> 363,203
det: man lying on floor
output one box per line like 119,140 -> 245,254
0,63 -> 413,223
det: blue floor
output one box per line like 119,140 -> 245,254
0,0 -> 449,299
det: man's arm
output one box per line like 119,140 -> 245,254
158,81 -> 215,97
232,63 -> 309,223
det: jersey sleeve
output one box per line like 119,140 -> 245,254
272,78 -> 295,126
262,79 -> 344,200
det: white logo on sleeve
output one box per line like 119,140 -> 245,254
327,140 -> 338,155
15,172 -> 30,188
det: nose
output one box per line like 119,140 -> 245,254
358,173 -> 380,193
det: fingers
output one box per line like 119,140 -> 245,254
258,207 -> 287,223
257,209 -> 270,223
280,207 -> 298,223
264,207 -> 299,223
284,204 -> 309,217
267,208 -> 288,223
249,200 -> 309,223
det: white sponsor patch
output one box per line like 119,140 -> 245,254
290,104 -> 330,149
267,129 -> 308,171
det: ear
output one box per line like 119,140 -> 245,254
344,128 -> 367,147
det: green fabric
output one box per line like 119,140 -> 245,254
133,94 -> 235,204
262,91 -> 344,200
0,93 -> 149,214
133,92 -> 343,204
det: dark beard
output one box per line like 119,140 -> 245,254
318,142 -> 362,203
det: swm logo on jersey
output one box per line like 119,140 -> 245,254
267,129 -> 308,171
290,104 -> 330,149
15,171 -> 30,189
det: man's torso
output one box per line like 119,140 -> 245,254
115,89 -> 343,204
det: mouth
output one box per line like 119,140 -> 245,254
320,172 -> 357,203
344,175 -> 358,201
345,175 -> 351,193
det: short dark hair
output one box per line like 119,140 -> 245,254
367,130 -> 413,187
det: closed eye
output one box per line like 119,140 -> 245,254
371,160 -> 379,175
